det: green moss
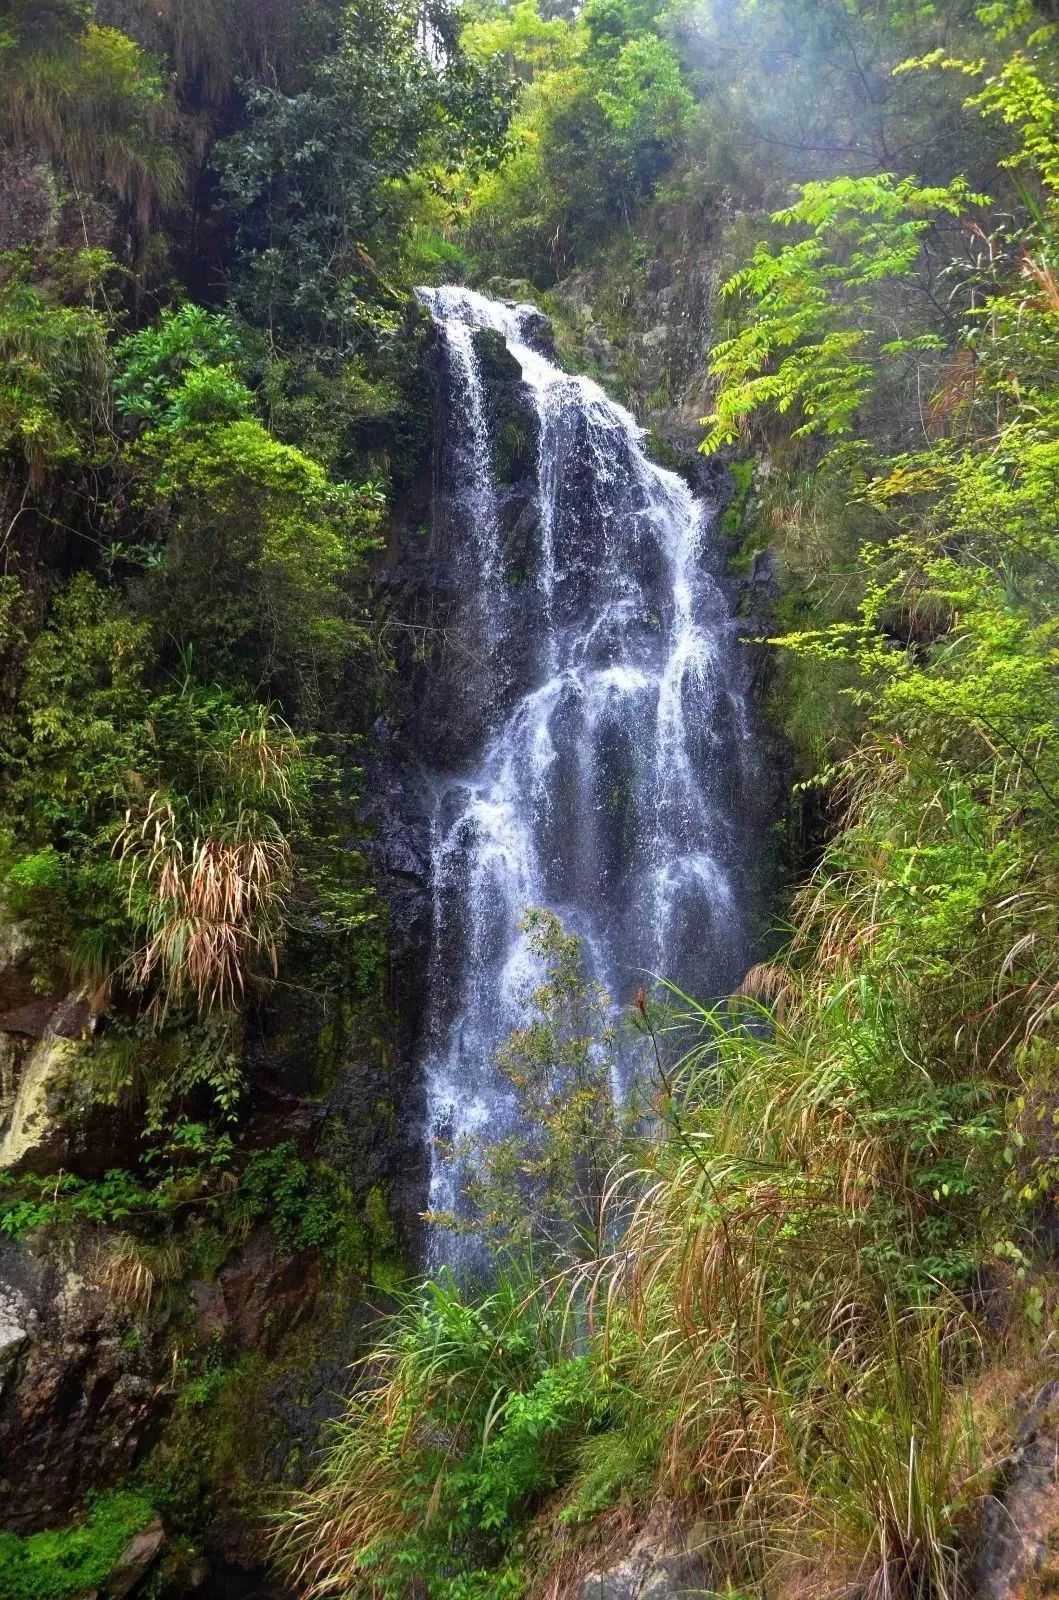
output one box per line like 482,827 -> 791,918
146,1354 -> 271,1538
0,1491 -> 156,1600
721,458 -> 755,544
364,1181 -> 406,1292
643,426 -> 684,472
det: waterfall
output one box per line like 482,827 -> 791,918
416,285 -> 751,1266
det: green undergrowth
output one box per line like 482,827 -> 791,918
0,1140 -> 404,1293
0,1491 -> 156,1600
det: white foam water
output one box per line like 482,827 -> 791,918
417,285 -> 751,1267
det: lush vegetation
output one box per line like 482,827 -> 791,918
8,0 -> 1059,1594
279,4 -> 1059,1600
0,2 -> 511,1205
0,0 -> 509,1566
0,1491 -> 156,1600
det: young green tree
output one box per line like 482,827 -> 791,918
433,909 -> 626,1271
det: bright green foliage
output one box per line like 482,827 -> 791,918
702,174 -> 984,449
900,22 -> 1059,190
0,1168 -> 167,1238
465,0 -> 691,278
280,1274 -> 611,1599
436,910 -> 624,1268
0,0 -> 395,1266
113,305 -> 248,428
112,308 -> 385,708
0,1490 -> 155,1600
465,0 -> 573,75
232,1141 -> 398,1274
136,417 -> 370,669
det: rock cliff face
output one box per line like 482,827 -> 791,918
0,1239 -> 159,1534
974,1381 -> 1059,1600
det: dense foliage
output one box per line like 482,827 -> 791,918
0,0 -> 510,1150
280,5 -> 1059,1600
0,0 -> 510,1561
9,0 -> 1059,1594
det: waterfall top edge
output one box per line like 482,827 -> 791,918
416,283 -> 668,461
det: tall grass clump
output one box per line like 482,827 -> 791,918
115,711 -> 300,1020
278,1272 -> 613,1600
0,10 -> 184,227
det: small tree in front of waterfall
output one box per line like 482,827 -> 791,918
280,913 -> 637,1600
447,908 -> 629,1271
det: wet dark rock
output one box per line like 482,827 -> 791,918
323,1040 -> 429,1262
210,1228 -> 321,1355
645,258 -> 673,292
384,313 -> 542,771
243,980 -> 331,1105
0,153 -> 58,253
511,303 -> 555,355
0,1037 -> 135,1178
0,924 -> 122,1178
0,920 -> 37,1012
0,992 -> 94,1040
0,1286 -> 30,1392
190,1230 -> 321,1355
751,546 -> 777,586
0,1237 -> 161,1533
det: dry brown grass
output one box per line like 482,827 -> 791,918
117,793 -> 293,1020
91,1234 -> 185,1314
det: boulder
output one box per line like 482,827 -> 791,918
0,153 -> 58,253
645,258 -> 673,292
580,1565 -> 644,1600
0,992 -> 94,1041
105,1517 -> 166,1598
578,1525 -> 710,1600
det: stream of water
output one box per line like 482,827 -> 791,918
416,286 -> 751,1265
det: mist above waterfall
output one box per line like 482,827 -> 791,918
416,286 -> 752,1265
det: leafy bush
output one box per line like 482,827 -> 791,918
0,250 -> 113,482
434,909 -> 624,1269
213,0 -> 512,345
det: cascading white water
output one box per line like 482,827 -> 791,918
417,286 -> 750,1266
